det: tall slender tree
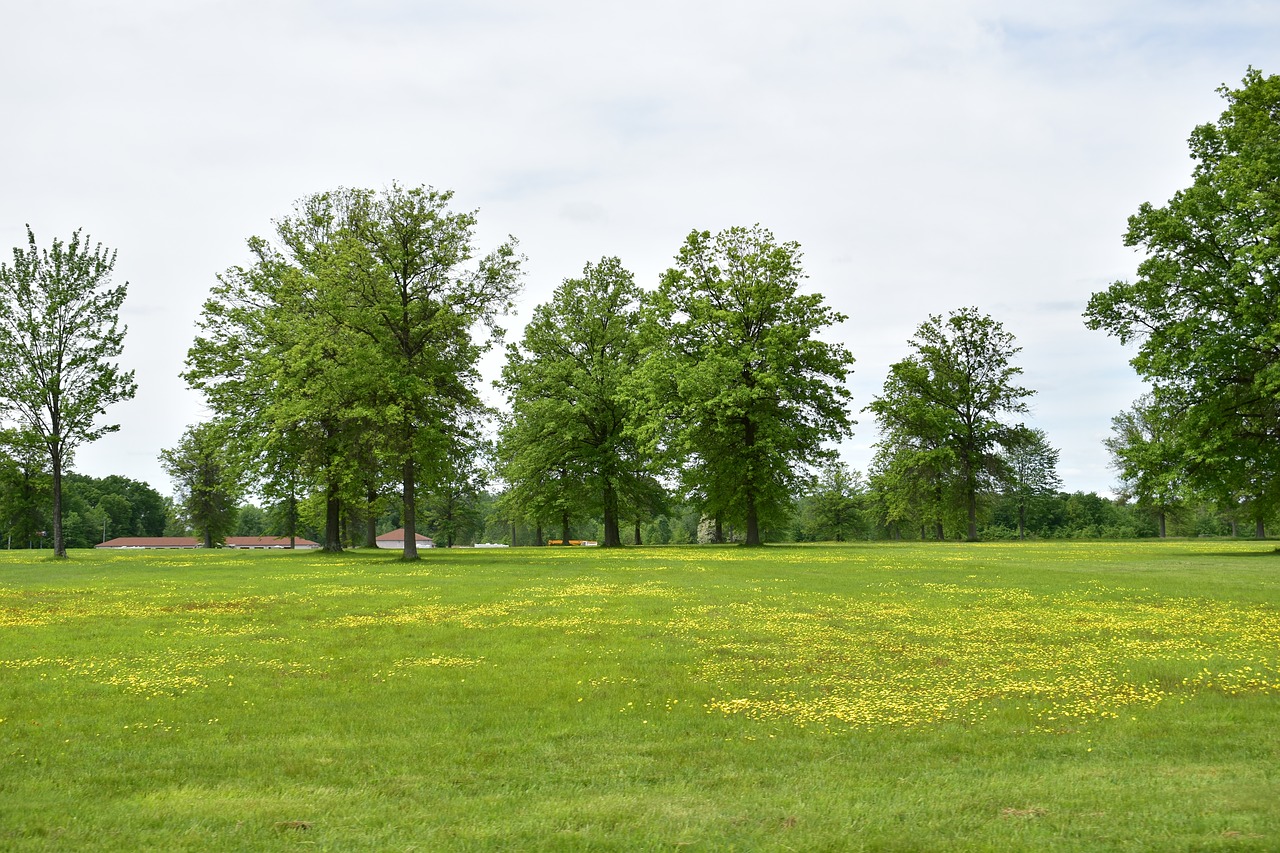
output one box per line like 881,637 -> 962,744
0,228 -> 137,557
328,185 -> 522,560
634,226 -> 855,546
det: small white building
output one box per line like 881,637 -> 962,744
375,528 -> 436,550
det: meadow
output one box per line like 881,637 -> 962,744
1,540 -> 1278,851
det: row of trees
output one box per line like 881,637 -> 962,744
7,68 -> 1277,553
0,468 -> 167,549
172,185 -> 520,557
172,210 -> 857,553
497,228 -> 854,549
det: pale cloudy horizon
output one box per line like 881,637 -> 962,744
3,1 -> 1278,499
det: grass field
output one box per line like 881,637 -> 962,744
1,540 -> 1278,851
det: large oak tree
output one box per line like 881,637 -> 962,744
499,257 -> 648,548
1086,69 -> 1280,515
634,226 -> 854,546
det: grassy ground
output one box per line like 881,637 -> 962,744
1,540 -> 1278,851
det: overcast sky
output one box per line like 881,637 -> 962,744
3,0 -> 1278,498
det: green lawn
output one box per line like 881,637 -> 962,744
2,541 -> 1278,851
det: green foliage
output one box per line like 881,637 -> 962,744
794,462 -> 868,541
1104,395 -> 1187,537
0,227 -> 137,556
634,225 -> 855,546
160,421 -> 246,548
868,307 -> 1032,541
1001,428 -> 1063,540
0,430 -> 48,547
1086,68 -> 1280,520
499,257 -> 651,547
185,184 -> 520,558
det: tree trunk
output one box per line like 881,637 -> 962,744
402,456 -> 419,560
535,523 -> 544,546
51,441 -> 66,558
1158,511 -> 1167,539
935,521 -> 945,541
560,512 -> 571,545
1018,501 -> 1027,541
743,416 -> 762,546
714,515 -> 724,544
1257,519 -> 1266,539
602,479 -> 621,547
365,485 -> 378,548
323,476 -> 343,552
966,486 -> 979,542
287,493 -> 297,549
634,519 -> 642,546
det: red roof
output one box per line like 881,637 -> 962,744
375,528 -> 434,543
96,536 -> 200,549
225,536 -> 320,548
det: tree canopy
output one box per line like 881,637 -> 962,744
868,307 -> 1032,541
499,257 -> 648,547
1085,68 -> 1280,517
633,225 -> 855,546
0,227 -> 137,557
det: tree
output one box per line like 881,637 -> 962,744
868,407 -> 956,540
0,227 -> 137,557
634,225 -> 855,546
804,462 -> 866,542
1104,395 -> 1186,538
1085,69 -> 1280,516
186,197 -> 378,553
0,429 -> 48,548
160,421 -> 246,548
868,307 -> 1032,541
1000,427 -> 1062,540
321,185 -> 522,559
420,427 -> 489,548
499,257 -> 647,548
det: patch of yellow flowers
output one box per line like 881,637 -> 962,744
679,581 -> 1280,730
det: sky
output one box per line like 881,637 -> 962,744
2,0 -> 1279,498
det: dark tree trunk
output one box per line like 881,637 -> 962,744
935,521 -> 945,541
714,515 -> 724,544
602,479 -> 621,547
966,485 -> 979,542
535,523 -> 544,546
1257,519 -> 1266,539
323,476 -> 343,552
51,441 -> 66,558
1158,511 -> 1167,538
365,485 -> 378,548
634,519 -> 642,546
402,455 -> 419,560
561,512 -> 571,545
